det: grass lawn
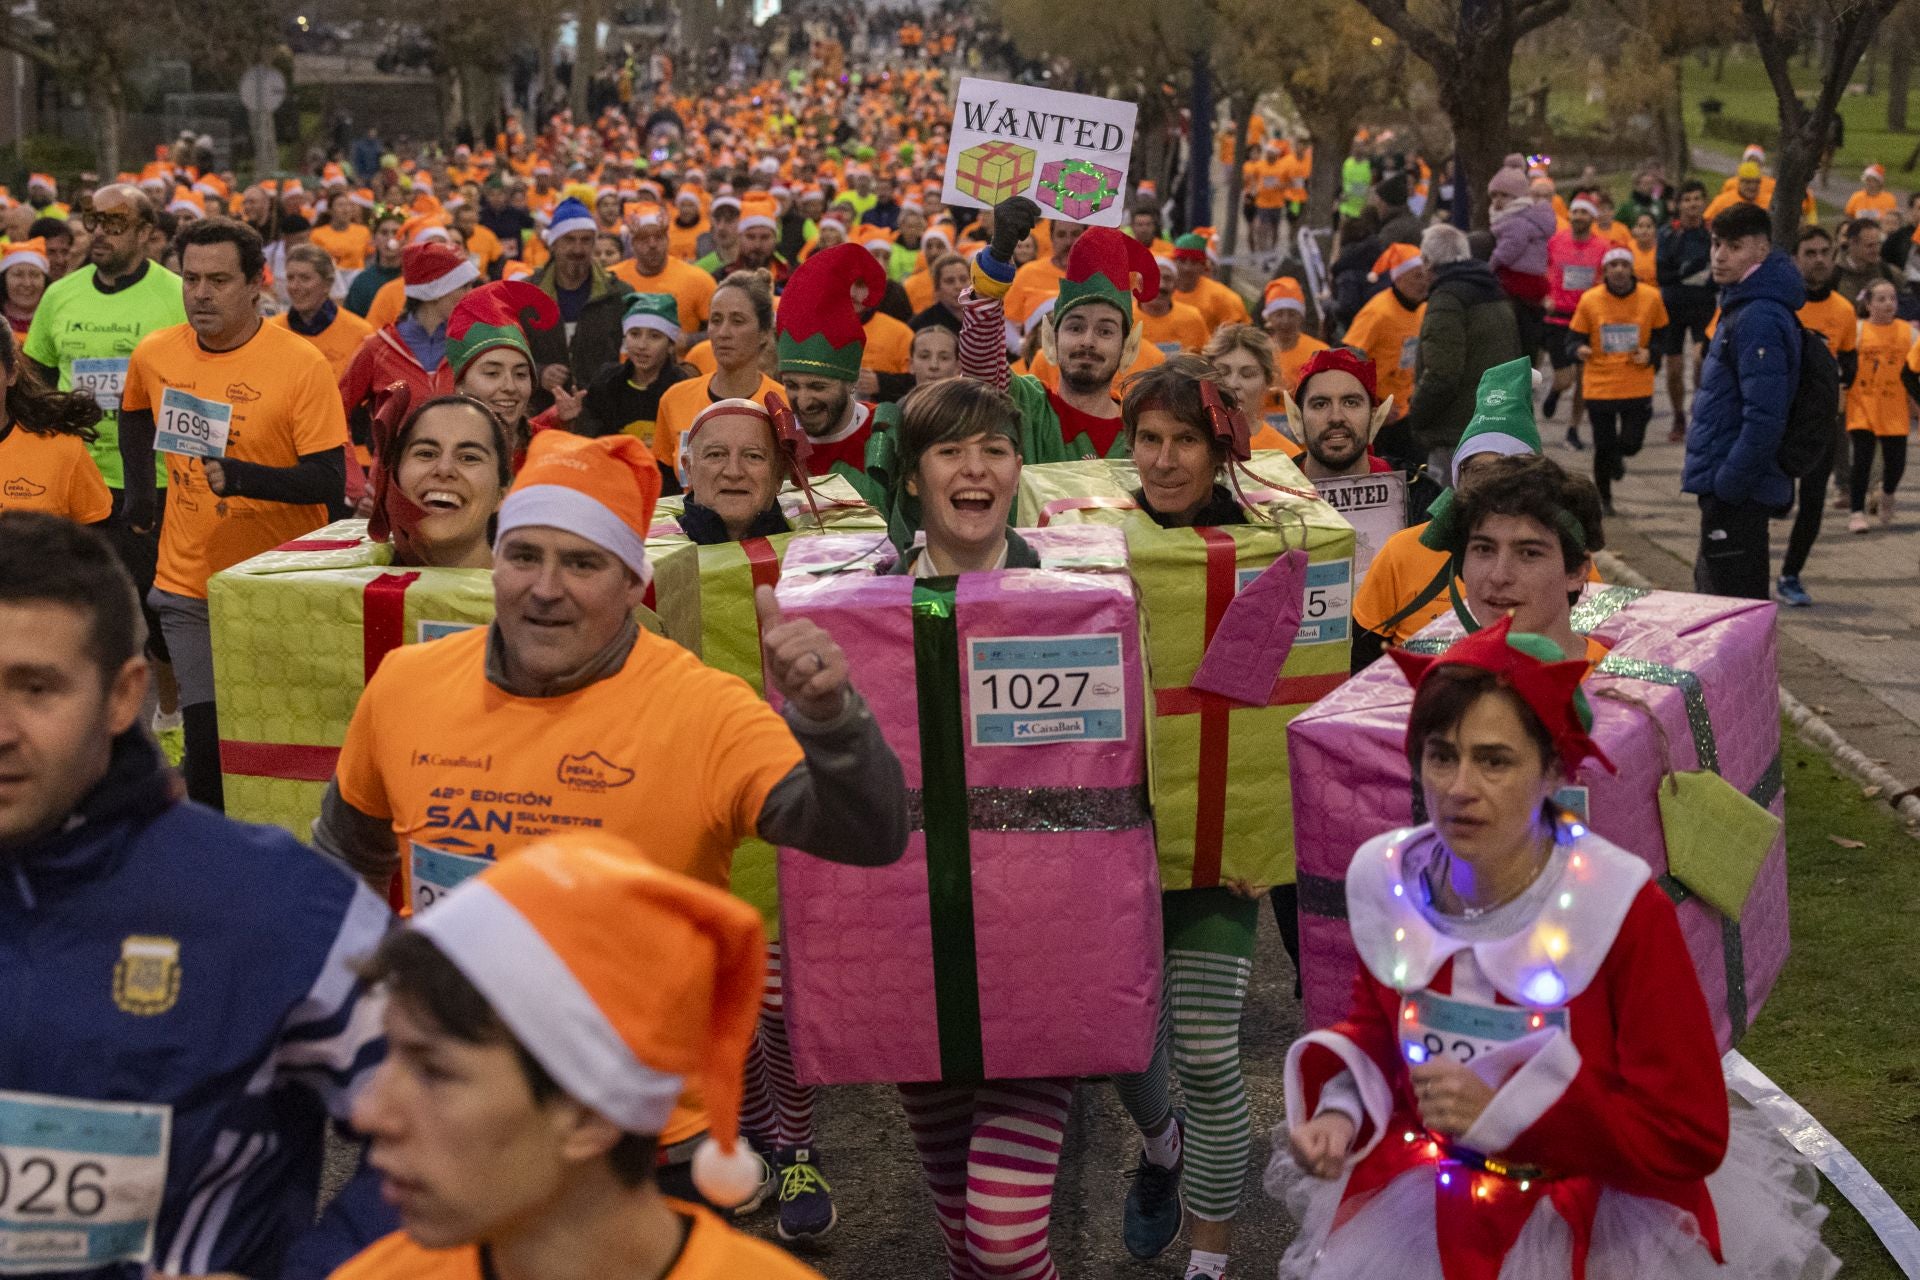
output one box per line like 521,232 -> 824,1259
1739,730 -> 1920,1277
1673,47 -> 1920,182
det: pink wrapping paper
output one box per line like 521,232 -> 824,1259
1289,588 -> 1788,1050
774,567 -> 1162,1085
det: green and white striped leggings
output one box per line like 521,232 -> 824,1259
1112,887 -> 1259,1222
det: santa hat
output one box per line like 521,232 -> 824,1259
1055,227 -> 1159,331
544,196 -> 597,243
1388,616 -> 1612,775
402,240 -> 481,301
777,242 -> 887,382
1263,277 -> 1306,316
622,292 -> 682,342
1295,346 -> 1378,405
1368,243 -> 1423,284
404,215 -> 452,246
409,835 -> 768,1207
1446,356 -> 1542,484
446,280 -> 561,379
738,194 -> 779,232
627,200 -> 668,229
0,239 -> 47,276
1601,247 -> 1635,268
1742,144 -> 1766,163
26,172 -> 54,195
1568,197 -> 1599,217
167,187 -> 205,218
1864,163 -> 1886,182
497,431 -> 661,585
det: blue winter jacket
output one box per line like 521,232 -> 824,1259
0,731 -> 395,1279
1681,250 -> 1804,512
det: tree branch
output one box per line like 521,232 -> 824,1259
1352,0 -> 1451,71
0,28 -> 70,74
1513,0 -> 1575,37
1740,0 -> 1808,132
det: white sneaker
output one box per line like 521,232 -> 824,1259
1880,493 -> 1897,527
151,709 -> 183,734
1849,511 -> 1871,534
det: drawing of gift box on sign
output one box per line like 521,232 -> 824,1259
954,141 -> 1038,206
1037,158 -> 1124,221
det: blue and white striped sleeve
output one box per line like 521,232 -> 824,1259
258,876 -> 393,1120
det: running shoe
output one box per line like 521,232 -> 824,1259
774,1146 -> 837,1242
1123,1112 -> 1186,1259
1776,576 -> 1813,608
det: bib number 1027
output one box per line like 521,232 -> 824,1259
968,633 -> 1126,746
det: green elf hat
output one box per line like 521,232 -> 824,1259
622,292 -> 682,344
777,241 -> 888,382
446,281 -> 562,380
1449,357 -> 1542,484
1055,226 -> 1160,332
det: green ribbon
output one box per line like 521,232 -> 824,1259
911,580 -> 985,1082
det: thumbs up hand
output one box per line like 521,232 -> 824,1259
757,584 -> 850,722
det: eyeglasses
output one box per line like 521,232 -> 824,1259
81,211 -> 142,234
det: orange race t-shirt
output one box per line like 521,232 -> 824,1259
612,255 -> 717,339
267,307 -> 375,382
862,309 -> 913,373
1140,301 -> 1210,354
1275,332 -> 1330,393
1568,282 -> 1669,400
0,424 -> 111,523
121,321 -> 348,598
329,1206 -> 827,1280
1800,291 -> 1859,362
1353,521 -> 1453,643
1845,188 -> 1898,221
1341,290 -> 1426,418
310,222 -> 373,272
1852,318 -> 1914,436
1174,276 -> 1252,337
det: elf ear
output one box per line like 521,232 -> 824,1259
1281,390 -> 1303,433
1370,396 -> 1395,433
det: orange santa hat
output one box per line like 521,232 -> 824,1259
408,834 -> 769,1206
496,430 -> 663,585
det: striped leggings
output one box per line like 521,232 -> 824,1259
739,941 -> 815,1147
898,1078 -> 1075,1280
1113,888 -> 1258,1222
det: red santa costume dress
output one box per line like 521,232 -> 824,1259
1268,812 -> 1838,1280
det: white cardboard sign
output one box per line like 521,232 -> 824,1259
941,77 -> 1138,227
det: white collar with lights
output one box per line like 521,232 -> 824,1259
1346,823 -> 1650,1009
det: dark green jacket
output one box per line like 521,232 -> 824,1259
1407,259 -> 1525,453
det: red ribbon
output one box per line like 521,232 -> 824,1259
217,741 -> 341,781
276,538 -> 364,552
362,571 -> 421,684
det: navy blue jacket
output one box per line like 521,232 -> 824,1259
0,732 -> 393,1279
1681,251 -> 1803,513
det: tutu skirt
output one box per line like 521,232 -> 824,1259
1265,1094 -> 1839,1280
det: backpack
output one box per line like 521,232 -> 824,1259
1722,304 -> 1839,479
1777,326 -> 1840,478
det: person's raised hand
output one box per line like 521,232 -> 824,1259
540,363 -> 573,393
551,383 -> 586,422
1287,1112 -> 1356,1179
855,367 -> 880,398
757,584 -> 850,722
990,196 -> 1042,263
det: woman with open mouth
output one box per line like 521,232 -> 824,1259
370,395 -> 510,569
1269,618 -> 1835,1280
676,398 -> 792,545
882,376 -> 1038,576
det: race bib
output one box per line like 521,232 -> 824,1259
155,388 -> 231,460
0,1090 -> 170,1274
68,358 -> 126,413
967,634 -> 1126,746
1599,322 -> 1640,355
411,842 -> 492,913
417,620 -> 482,643
1276,559 -> 1352,646
1399,335 -> 1419,370
1561,265 -> 1595,292
1399,989 -> 1570,1066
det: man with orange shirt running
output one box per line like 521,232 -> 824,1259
118,217 -> 349,810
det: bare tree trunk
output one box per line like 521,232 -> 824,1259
569,0 -> 599,121
1663,61 -> 1691,183
1218,90 -> 1256,268
87,62 -> 125,176
1890,23 -> 1912,131
1443,63 -> 1512,228
1302,104 -> 1358,229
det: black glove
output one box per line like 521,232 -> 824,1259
990,196 -> 1042,263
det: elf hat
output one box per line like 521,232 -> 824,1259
777,241 -> 887,382
446,281 -> 561,379
622,292 -> 682,342
1172,232 -> 1211,263
0,238 -> 47,277
1368,243 -> 1423,284
1450,356 -> 1542,483
1055,226 -> 1159,331
1263,277 -> 1306,316
497,430 -> 662,585
1295,346 -> 1378,405
1389,616 -> 1611,774
543,196 -> 597,244
401,241 -> 480,301
410,834 -> 769,1207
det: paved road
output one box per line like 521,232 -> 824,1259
739,909 -> 1307,1277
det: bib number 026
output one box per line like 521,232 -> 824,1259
0,1153 -> 109,1218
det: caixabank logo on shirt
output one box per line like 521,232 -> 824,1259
557,751 -> 636,792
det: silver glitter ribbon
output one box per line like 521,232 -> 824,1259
904,784 -> 1151,833
1567,585 -> 1652,631
1593,654 -> 1717,773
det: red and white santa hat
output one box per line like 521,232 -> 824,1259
496,429 -> 662,585
411,835 -> 768,1207
401,241 -> 480,301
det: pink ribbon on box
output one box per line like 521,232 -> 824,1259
1189,549 -> 1308,705
1039,496 -> 1139,526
